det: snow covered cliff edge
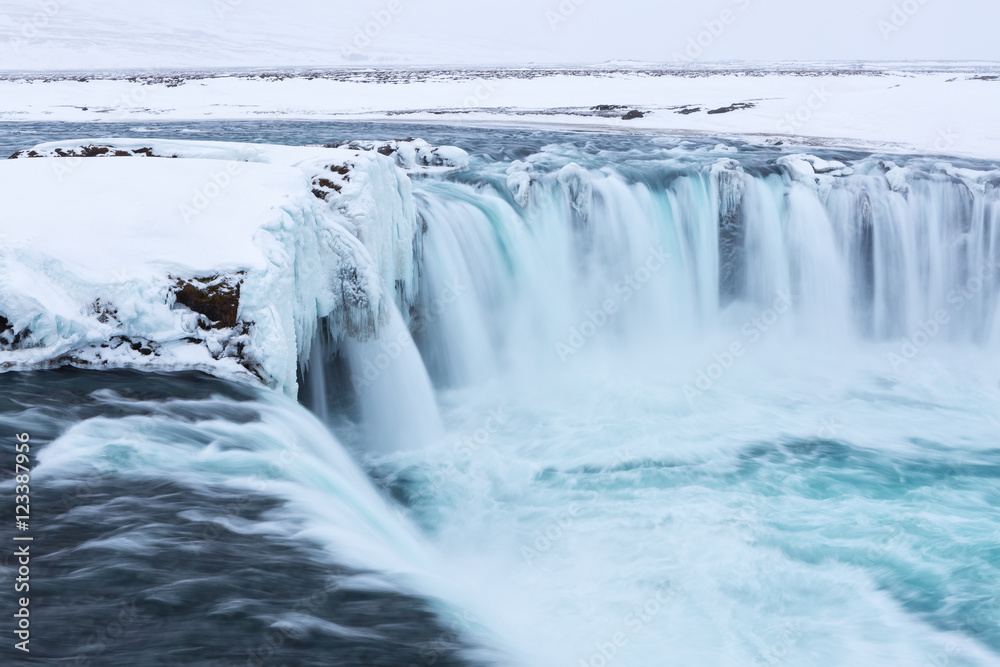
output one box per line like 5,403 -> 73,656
0,138 -> 467,394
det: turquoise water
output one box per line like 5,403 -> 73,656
2,121 -> 999,666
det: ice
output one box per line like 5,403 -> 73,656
776,154 -> 855,200
879,160 -> 912,194
0,140 -> 428,395
328,139 -> 470,173
556,162 -> 592,220
505,160 -> 533,207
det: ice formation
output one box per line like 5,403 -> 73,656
0,138 -> 462,395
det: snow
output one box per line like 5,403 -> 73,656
777,154 -> 856,198
0,139 -> 444,393
880,161 -> 912,194
505,161 -> 533,207
556,162 -> 592,219
1,66 -> 998,159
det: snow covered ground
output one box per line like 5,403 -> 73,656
1,65 -> 999,160
0,138 -> 464,392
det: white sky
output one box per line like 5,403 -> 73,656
0,0 -> 997,70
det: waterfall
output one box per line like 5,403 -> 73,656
403,153 -> 1000,386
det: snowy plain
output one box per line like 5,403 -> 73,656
1,65 -> 999,160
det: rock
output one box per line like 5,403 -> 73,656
621,109 -> 644,120
707,102 -> 756,115
326,139 -> 469,171
172,275 -> 243,329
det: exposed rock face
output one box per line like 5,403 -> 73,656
0,315 -> 31,350
707,102 -> 756,114
621,109 -> 644,120
172,276 -> 243,329
311,164 -> 351,200
9,144 -> 168,159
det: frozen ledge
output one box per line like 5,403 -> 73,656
0,138 -> 467,393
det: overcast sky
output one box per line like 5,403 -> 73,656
0,0 -> 997,70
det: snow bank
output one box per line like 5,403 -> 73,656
1,66 -> 999,159
328,139 -> 470,173
777,153 -> 855,198
0,138 -> 451,393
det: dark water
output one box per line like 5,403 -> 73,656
0,119 -> 877,167
0,370 -> 474,667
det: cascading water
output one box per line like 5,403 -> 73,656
3,121 -> 999,667
408,151 -> 1000,368
357,141 -> 1000,667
